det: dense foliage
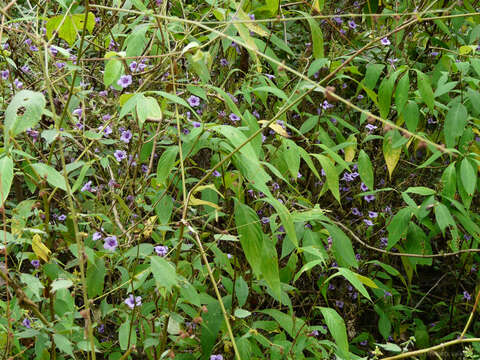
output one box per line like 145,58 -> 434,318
1,0 -> 480,359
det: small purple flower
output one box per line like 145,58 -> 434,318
328,283 -> 335,291
352,207 -> 362,216
92,232 -> 102,241
114,150 -> 127,162
310,330 -> 320,337
368,211 -> 378,218
220,58 -> 228,66
103,236 -> 118,251
72,108 -> 82,117
210,355 -> 223,360
22,318 -> 31,328
431,51 -> 439,56
1,70 -> 9,80
360,340 -> 368,346
21,65 -> 31,73
154,245 -> 168,256
187,95 -> 200,107
99,90 -> 108,97
265,74 -> 275,80
357,94 -> 364,100
348,20 -> 357,29
384,291 -> 392,299
229,113 -> 240,122
464,291 -> 472,301
129,61 -> 138,72
31,259 -> 40,268
98,324 -> 105,333
360,183 -> 368,192
355,253 -> 361,260
14,79 -> 23,89
81,180 -> 94,192
117,74 -> 132,88
334,16 -> 343,24
190,121 -> 201,128
364,194 -> 375,202
103,125 -> 113,136
365,124 -> 377,132
124,294 -> 142,309
380,237 -> 388,248
380,37 -> 391,46
364,219 -> 374,226
213,170 -> 221,177
335,300 -> 344,308
261,217 -> 270,224
57,214 -> 67,222
120,130 -> 133,143
30,45 -> 39,52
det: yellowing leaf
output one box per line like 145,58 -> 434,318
189,196 -> 221,210
383,132 -> 402,179
237,8 -> 268,37
193,184 -> 224,198
258,120 -> 289,137
32,234 -> 51,262
143,216 -> 158,238
355,274 -> 379,288
344,134 -> 357,162
459,45 -> 473,55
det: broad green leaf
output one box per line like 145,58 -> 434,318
395,71 -> 409,114
46,13 -> 95,46
281,139 -> 300,179
187,49 -> 212,83
435,203 -> 455,236
233,199 -> 264,277
5,90 -> 46,142
387,208 -> 411,249
444,103 -> 468,148
51,279 -> 73,293
263,197 -> 298,248
0,156 -> 13,205
460,158 -> 477,196
358,150 -> 374,191
30,163 -> 67,191
363,64 -> 385,89
334,267 -> 372,301
378,76 -> 394,119
344,134 -> 357,162
150,256 -> 179,292
318,307 -> 349,359
235,276 -> 249,307
53,334 -> 74,357
383,131 -> 402,179
416,70 -> 435,112
119,320 -> 136,351
313,154 -> 340,204
86,256 -> 105,298
103,57 -> 123,87
405,187 -> 436,195
403,101 -> 419,132
136,95 -> 162,127
322,222 -> 358,268
125,23 -> 149,58
467,88 -> 480,116
441,162 -> 457,198
156,146 -> 178,185
305,15 -> 324,59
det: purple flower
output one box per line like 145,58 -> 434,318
328,283 -> 335,291
348,20 -> 357,29
114,150 -> 127,162
365,124 -> 377,132
384,291 -> 392,298
335,300 -> 344,308
92,232 -> 102,241
464,291 -> 472,301
14,78 -> 23,89
360,183 -> 368,192
117,75 -> 132,88
265,74 -> 275,80
380,37 -> 391,46
352,207 -> 362,216
98,324 -> 105,333
334,16 -> 343,24
31,259 -> 40,268
310,330 -> 320,337
81,180 -> 94,192
368,211 -> 378,218
229,113 -> 240,122
360,340 -> 368,346
124,294 -> 142,309
30,45 -> 39,52
103,236 -> 118,251
21,65 -> 30,73
57,214 -> 67,222
72,108 -> 82,117
22,318 -> 31,328
120,130 -> 133,143
380,237 -> 388,248
154,245 -> 168,256
364,194 -> 375,202
213,170 -> 221,177
129,61 -> 138,72
261,217 -> 270,224
220,58 -> 228,66
210,355 -> 223,360
103,125 -> 113,136
187,95 -> 200,107
364,219 -> 374,226
1,70 -> 9,80
99,90 -> 108,97
431,51 -> 439,56
191,121 -> 201,128
357,94 -> 364,100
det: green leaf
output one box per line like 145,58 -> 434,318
50,279 -> 73,293
358,150 -> 374,191
416,70 -> 435,112
460,158 -> 477,196
435,203 -> 455,237
156,146 -> 178,186
441,162 -> 457,198
395,71 -> 409,114
119,320 -> 136,351
137,95 -> 162,127
387,208 -> 411,249
405,187 -> 436,195
444,103 -> 468,148
305,15 -> 324,59
334,267 -> 372,301
46,13 -> 95,46
363,64 -> 385,89
322,222 -> 358,268
313,154 -> 340,204
103,57 -> 123,87
30,163 -> 67,191
467,88 -> 480,116
318,307 -> 350,359
86,256 -> 105,298
0,156 -> 14,206
235,276 -> 249,307
403,101 -> 419,132
5,90 -> 46,142
53,334 -> 74,357
378,76 -> 394,119
125,23 -> 149,58
263,197 -> 298,248
150,256 -> 179,292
